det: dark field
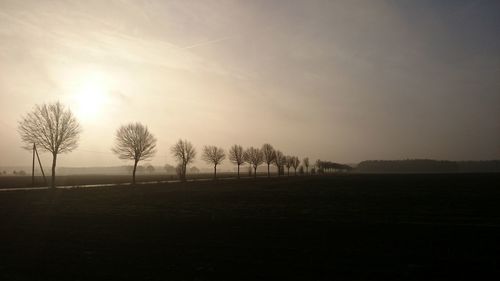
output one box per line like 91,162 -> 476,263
0,174 -> 499,280
0,173 -> 242,189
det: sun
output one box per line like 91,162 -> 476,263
72,72 -> 110,121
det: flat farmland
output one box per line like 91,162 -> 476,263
0,174 -> 499,280
0,173 -> 238,189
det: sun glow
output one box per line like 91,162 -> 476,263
72,72 -> 110,121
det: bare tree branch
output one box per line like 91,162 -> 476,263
112,122 -> 157,184
18,101 -> 81,188
202,145 -> 226,179
303,157 -> 310,174
170,139 -> 196,181
244,147 -> 264,178
228,144 -> 245,179
273,150 -> 286,176
291,156 -> 300,175
261,143 -> 276,177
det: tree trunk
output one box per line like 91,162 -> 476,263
254,166 -> 257,178
237,164 -> 240,179
287,167 -> 290,177
214,165 -> 217,180
132,160 -> 138,185
51,153 -> 57,188
267,164 -> 270,177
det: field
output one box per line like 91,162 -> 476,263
0,174 -> 499,280
0,173 -> 243,189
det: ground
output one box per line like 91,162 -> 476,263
0,174 -> 499,280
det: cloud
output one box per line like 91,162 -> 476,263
0,2 -> 234,78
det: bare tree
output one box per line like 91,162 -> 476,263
112,123 -> 157,184
273,150 -> 286,176
303,157 -> 310,174
261,143 -> 276,177
229,144 -> 245,179
292,156 -> 300,176
244,147 -> 264,178
285,156 -> 293,176
18,102 -> 81,188
171,139 -> 196,181
202,145 -> 226,180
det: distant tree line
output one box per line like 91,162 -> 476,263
315,160 -> 353,173
10,170 -> 27,176
356,160 -> 500,173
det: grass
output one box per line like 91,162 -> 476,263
0,174 -> 499,280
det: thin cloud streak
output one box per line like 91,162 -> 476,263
181,36 -> 233,50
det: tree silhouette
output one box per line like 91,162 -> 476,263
189,166 -> 200,174
229,144 -> 245,179
202,145 -> 226,180
164,164 -> 176,174
171,139 -> 196,181
244,147 -> 264,178
292,156 -> 300,175
261,143 -> 276,177
18,101 -> 81,188
273,150 -> 286,176
316,159 -> 323,174
112,123 -> 157,184
311,167 -> 316,175
314,160 -> 352,173
146,164 -> 155,174
303,157 -> 310,174
285,156 -> 293,176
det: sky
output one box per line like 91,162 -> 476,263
0,0 -> 499,170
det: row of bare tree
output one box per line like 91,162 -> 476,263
18,102 -> 314,187
205,143 -> 309,180
112,122 -> 310,183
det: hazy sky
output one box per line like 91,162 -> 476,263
0,0 -> 499,169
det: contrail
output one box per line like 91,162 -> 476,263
180,36 -> 232,50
